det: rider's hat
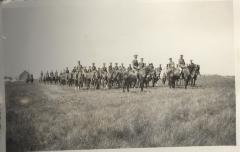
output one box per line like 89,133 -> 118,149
169,58 -> 172,60
133,54 -> 138,58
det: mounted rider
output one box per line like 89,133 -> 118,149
178,55 -> 185,68
157,64 -> 162,72
88,66 -> 92,72
102,63 -> 107,72
138,58 -> 145,69
188,59 -> 195,74
132,54 -> 139,71
166,58 -> 175,76
40,70 -> 44,81
66,67 -> 69,74
77,60 -> 83,72
149,63 -> 154,69
114,63 -> 119,71
168,58 -> 175,69
55,70 -> 58,78
127,64 -> 133,72
92,63 -> 97,71
120,63 -> 126,71
108,62 -> 113,73
72,66 -> 77,73
156,64 -> 162,78
50,70 -> 54,78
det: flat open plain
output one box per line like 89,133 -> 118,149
5,75 -> 236,151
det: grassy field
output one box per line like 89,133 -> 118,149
5,75 -> 236,152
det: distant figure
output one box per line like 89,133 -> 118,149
92,63 -> 97,71
108,62 -> 113,73
114,63 -> 119,71
40,70 -> 44,82
77,60 -> 83,72
26,74 -> 30,83
188,59 -> 195,74
66,67 -> 69,74
178,54 -> 185,68
168,58 -> 175,69
120,63 -> 126,71
139,58 -> 145,69
127,64 -> 132,71
132,54 -> 139,70
102,63 -> 107,72
30,74 -> 34,83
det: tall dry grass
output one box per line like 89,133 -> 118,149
5,75 -> 235,151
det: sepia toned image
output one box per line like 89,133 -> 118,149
1,0 -> 236,151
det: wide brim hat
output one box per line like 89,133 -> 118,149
133,54 -> 138,57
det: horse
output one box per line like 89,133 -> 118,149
137,66 -> 152,91
100,70 -> 108,89
182,67 -> 191,89
83,70 -> 98,89
190,65 -> 200,87
72,71 -> 79,90
167,68 -> 181,88
122,70 -> 138,92
147,70 -> 159,87
66,72 -> 74,87
107,70 -> 122,89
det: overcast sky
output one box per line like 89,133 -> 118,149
2,0 -> 234,77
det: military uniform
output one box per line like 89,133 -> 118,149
188,61 -> 195,73
55,71 -> 58,77
168,61 -> 175,69
50,71 -> 54,77
178,58 -> 185,65
66,68 -> 69,74
132,59 -> 138,70
102,66 -> 107,72
120,66 -> 126,71
92,65 -> 97,71
114,65 -> 119,71
108,64 -> 113,73
138,62 -> 145,69
77,64 -> 83,72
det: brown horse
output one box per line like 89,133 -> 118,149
122,70 -> 138,92
83,71 -> 98,89
167,68 -> 181,88
137,66 -> 152,91
107,70 -> 122,89
190,65 -> 200,87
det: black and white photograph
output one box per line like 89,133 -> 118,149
0,0 -> 238,152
